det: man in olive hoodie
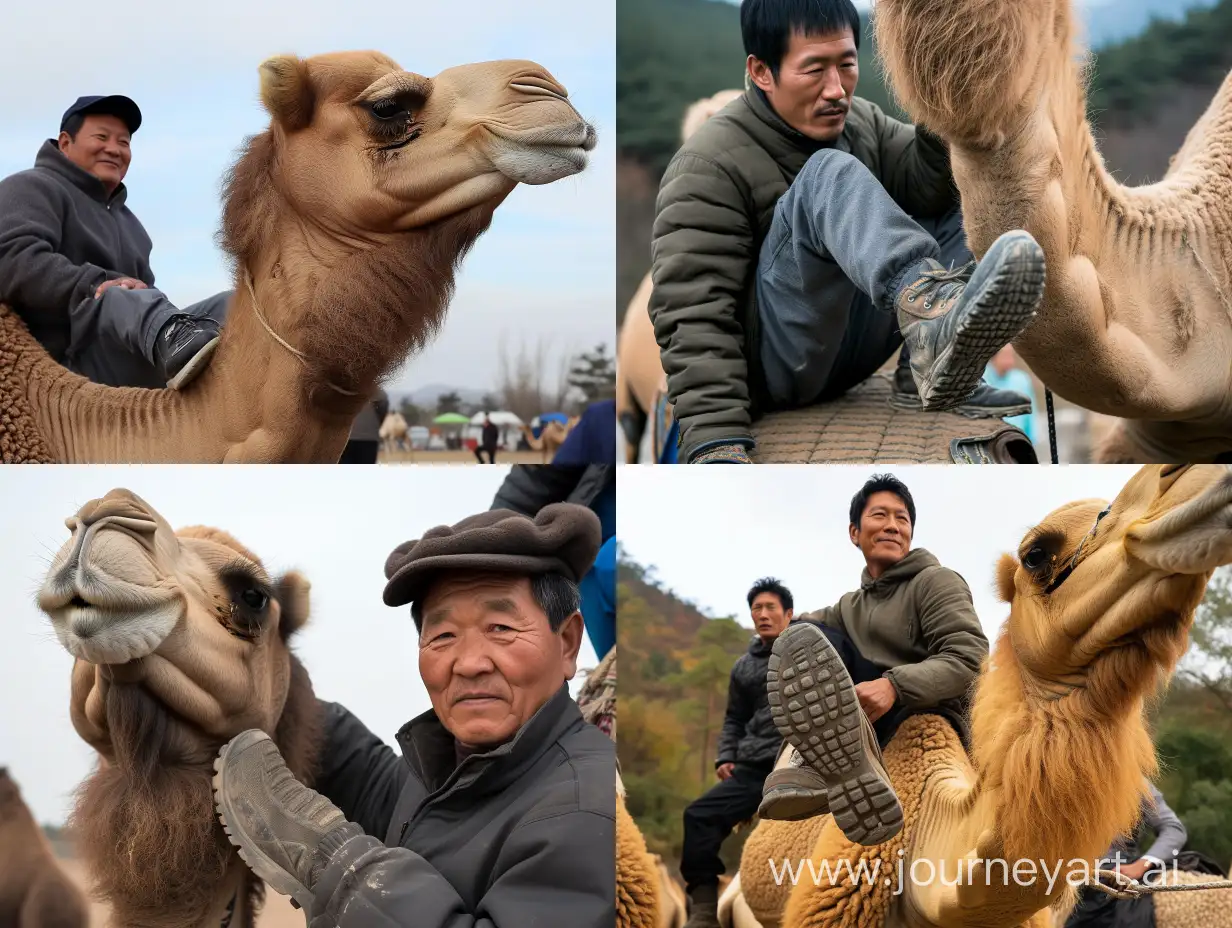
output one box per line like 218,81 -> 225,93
758,473 -> 989,847
0,96 -> 223,389
649,0 -> 1044,463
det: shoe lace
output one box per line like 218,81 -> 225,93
913,259 -> 975,308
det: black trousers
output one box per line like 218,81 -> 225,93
680,763 -> 771,893
474,446 -> 498,463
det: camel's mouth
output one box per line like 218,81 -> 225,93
1125,464 -> 1232,574
487,122 -> 596,185
44,590 -> 183,666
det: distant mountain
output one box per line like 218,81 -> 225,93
388,384 -> 492,410
1082,0 -> 1218,47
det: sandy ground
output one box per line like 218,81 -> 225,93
60,858 -> 306,928
377,449 -> 550,465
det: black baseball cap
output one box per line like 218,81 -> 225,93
60,95 -> 142,135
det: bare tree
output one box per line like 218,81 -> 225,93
496,334 -> 573,423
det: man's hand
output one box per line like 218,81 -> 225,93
95,277 -> 149,299
854,678 -> 897,723
716,762 -> 735,781
1118,859 -> 1152,882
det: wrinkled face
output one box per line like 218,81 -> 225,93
850,490 -> 914,570
59,114 -> 131,192
37,489 -> 306,759
417,571 -> 583,749
750,591 -> 793,640
260,51 -> 596,232
748,29 -> 858,142
998,465 -> 1232,677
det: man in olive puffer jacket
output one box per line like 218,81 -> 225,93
649,0 -> 1044,463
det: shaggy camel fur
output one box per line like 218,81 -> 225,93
37,489 -> 323,928
720,464 -> 1232,928
618,773 -> 664,928
1,52 -> 594,463
874,0 -> 1232,462
0,769 -> 88,928
616,89 -> 741,463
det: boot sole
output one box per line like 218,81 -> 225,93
212,730 -> 317,914
757,784 -> 830,822
919,233 -> 1045,412
768,626 -> 903,845
887,390 -> 1032,419
166,336 -> 220,391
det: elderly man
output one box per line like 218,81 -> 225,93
759,473 -> 989,846
0,95 -> 224,389
211,503 -> 615,925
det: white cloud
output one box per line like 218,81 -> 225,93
0,466 -> 600,825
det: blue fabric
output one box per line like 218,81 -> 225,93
551,400 -> 616,465
660,419 -> 680,463
579,536 -> 616,658
983,365 -> 1037,440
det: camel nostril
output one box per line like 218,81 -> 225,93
70,595 -> 90,609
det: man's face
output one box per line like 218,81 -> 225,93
59,114 -> 131,192
850,491 -> 913,570
417,571 -> 583,749
750,591 -> 792,641
748,29 -> 858,142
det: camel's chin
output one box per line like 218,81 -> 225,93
491,144 -> 588,184
53,603 -> 181,665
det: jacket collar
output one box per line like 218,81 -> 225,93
859,547 -> 941,594
396,682 -> 582,797
35,139 -> 128,207
744,86 -> 851,157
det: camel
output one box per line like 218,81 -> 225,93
0,52 -> 595,463
872,0 -> 1232,462
617,89 -> 741,463
0,768 -> 89,928
521,416 -> 577,461
379,409 -> 410,453
712,463 -> 1232,928
36,488 -> 323,927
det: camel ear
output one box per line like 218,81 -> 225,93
259,55 -> 315,131
276,571 -> 311,637
995,553 -> 1018,603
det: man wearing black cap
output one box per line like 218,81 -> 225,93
0,95 -> 224,389
210,503 -> 615,926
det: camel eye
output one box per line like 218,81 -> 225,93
241,588 -> 268,610
370,99 -> 407,121
1023,546 -> 1048,571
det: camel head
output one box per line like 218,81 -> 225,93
36,489 -> 319,925
224,50 -> 595,263
996,464 -> 1232,690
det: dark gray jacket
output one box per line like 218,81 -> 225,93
312,684 -> 615,926
0,140 -> 154,364
490,464 -> 613,515
716,635 -> 779,770
1104,783 -> 1187,868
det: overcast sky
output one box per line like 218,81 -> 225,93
618,465 -> 1151,640
0,466 -> 599,826
0,0 -> 614,398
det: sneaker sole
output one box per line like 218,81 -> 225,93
166,336 -> 220,391
212,730 -> 317,914
768,626 -> 903,845
757,785 -> 830,822
921,233 -> 1045,412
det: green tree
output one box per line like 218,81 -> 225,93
1178,567 -> 1232,713
435,391 -> 462,416
567,344 -> 617,405
398,400 -> 425,426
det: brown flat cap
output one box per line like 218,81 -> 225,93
383,503 -> 601,608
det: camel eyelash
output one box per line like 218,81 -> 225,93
216,562 -> 275,639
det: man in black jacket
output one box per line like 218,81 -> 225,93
211,503 -> 615,926
679,577 -> 796,928
0,96 -> 223,389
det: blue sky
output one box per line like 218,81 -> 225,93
0,0 -> 614,396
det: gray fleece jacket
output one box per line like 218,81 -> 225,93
0,140 -> 154,363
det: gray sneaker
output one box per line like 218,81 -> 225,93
767,624 -> 903,846
212,730 -> 363,915
684,883 -> 720,928
893,229 -> 1045,412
